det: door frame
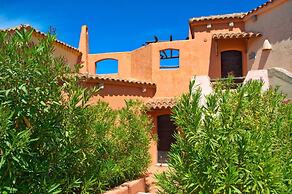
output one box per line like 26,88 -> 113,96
220,50 -> 243,78
157,114 -> 176,164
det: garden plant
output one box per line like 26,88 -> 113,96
0,29 -> 152,193
156,80 -> 291,193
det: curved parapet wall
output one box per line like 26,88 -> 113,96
191,75 -> 213,106
268,67 -> 292,99
243,69 -> 269,91
191,68 -> 292,105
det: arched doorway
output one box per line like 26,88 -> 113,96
157,114 -> 176,163
221,50 -> 243,78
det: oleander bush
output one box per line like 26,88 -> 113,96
156,80 -> 292,193
0,28 -> 151,193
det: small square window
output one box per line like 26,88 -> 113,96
160,49 -> 179,69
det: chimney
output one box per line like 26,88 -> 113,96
78,25 -> 89,73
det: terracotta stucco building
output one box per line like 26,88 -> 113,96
77,0 -> 292,165
3,0 -> 291,166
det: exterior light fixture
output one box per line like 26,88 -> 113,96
262,39 -> 272,50
98,83 -> 104,89
229,22 -> 234,27
249,52 -> 256,60
251,15 -> 258,22
206,24 -> 212,29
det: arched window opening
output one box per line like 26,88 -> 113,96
160,49 -> 180,69
95,59 -> 118,74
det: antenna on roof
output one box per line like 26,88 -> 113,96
170,35 -> 173,41
48,26 -> 56,35
154,35 -> 159,42
143,35 -> 159,46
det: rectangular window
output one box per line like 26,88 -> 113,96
160,49 -> 179,69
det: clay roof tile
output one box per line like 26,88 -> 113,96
189,0 -> 279,23
212,32 -> 262,40
245,0 -> 275,17
79,74 -> 156,86
146,97 -> 176,109
189,13 -> 246,23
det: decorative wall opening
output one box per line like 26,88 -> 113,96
160,49 -> 180,69
157,114 -> 177,163
95,59 -> 118,74
221,50 -> 242,78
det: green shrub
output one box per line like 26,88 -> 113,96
83,100 -> 152,192
156,80 -> 292,193
0,28 -> 151,193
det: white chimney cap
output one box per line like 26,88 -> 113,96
263,39 -> 272,50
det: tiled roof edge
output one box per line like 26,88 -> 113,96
146,97 -> 177,109
189,0 -> 281,23
212,32 -> 262,39
189,13 -> 246,23
244,0 -> 275,18
79,74 -> 156,86
1,24 -> 82,55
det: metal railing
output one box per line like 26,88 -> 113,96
210,76 -> 245,89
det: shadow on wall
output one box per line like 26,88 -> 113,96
268,67 -> 292,99
246,0 -> 292,46
258,49 -> 271,69
191,21 -> 244,35
246,0 -> 292,71
98,83 -> 156,98
208,39 -> 219,79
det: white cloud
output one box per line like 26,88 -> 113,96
0,15 -> 45,30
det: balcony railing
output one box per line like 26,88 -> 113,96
210,76 -> 245,89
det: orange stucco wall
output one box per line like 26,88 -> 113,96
87,38 -> 212,97
104,177 -> 146,194
82,80 -> 156,109
80,0 -> 292,99
190,18 -> 245,39
131,45 -> 153,81
151,39 -> 212,96
88,52 -> 132,78
83,18 -> 248,99
209,38 -> 248,78
148,108 -> 172,165
53,44 -> 81,69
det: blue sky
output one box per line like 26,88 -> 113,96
1,0 -> 266,54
